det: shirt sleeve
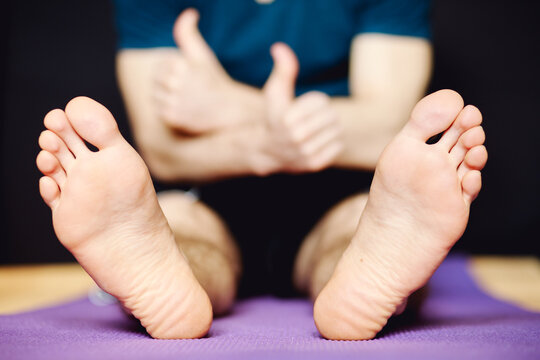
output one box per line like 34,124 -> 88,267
355,0 -> 431,39
112,0 -> 187,49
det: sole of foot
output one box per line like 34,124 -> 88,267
36,97 -> 212,339
313,89 -> 487,340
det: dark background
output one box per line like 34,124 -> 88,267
2,0 -> 539,264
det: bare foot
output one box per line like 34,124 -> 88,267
36,97 -> 212,339
313,90 -> 487,340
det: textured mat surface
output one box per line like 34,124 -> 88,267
1,256 -> 539,360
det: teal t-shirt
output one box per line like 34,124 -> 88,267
113,0 -> 430,96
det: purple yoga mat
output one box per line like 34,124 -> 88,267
1,256 -> 539,360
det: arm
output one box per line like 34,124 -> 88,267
116,48 -> 269,183
115,10 -> 342,183
331,33 -> 432,170
116,9 -> 430,182
116,45 -> 340,183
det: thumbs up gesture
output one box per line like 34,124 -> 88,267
153,9 -> 245,134
262,43 -> 343,173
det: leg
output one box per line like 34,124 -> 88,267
36,97 -> 213,339
293,193 -> 368,299
157,191 -> 241,315
313,90 -> 487,340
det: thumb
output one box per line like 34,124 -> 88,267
264,42 -> 299,120
173,8 -> 218,65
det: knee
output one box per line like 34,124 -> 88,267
157,190 -> 227,239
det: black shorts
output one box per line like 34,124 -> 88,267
156,169 -> 373,298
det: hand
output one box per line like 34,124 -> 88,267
262,43 -> 343,173
153,9 -> 255,135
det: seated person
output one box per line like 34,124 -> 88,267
35,0 -> 487,340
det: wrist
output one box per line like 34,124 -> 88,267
246,122 -> 281,177
225,82 -> 265,127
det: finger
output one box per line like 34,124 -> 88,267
305,142 -> 343,172
150,83 -> 180,122
173,8 -> 219,65
302,124 -> 343,156
284,91 -> 331,126
289,108 -> 339,143
153,69 -> 177,93
153,56 -> 188,92
151,86 -> 171,109
263,42 -> 299,121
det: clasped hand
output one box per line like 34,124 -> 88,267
152,9 -> 343,173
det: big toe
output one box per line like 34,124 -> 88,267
404,89 -> 464,142
64,96 -> 123,150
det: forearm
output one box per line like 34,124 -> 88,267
145,122 -> 274,183
332,34 -> 432,170
147,80 -> 273,182
331,95 -> 418,170
117,50 -> 273,183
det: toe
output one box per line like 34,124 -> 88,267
64,96 -> 123,150
403,89 -> 464,142
450,126 -> 486,167
38,130 -> 74,171
36,150 -> 67,188
437,105 -> 482,151
457,145 -> 488,182
44,109 -> 89,157
462,170 -> 482,205
39,176 -> 61,209
464,145 -> 488,171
